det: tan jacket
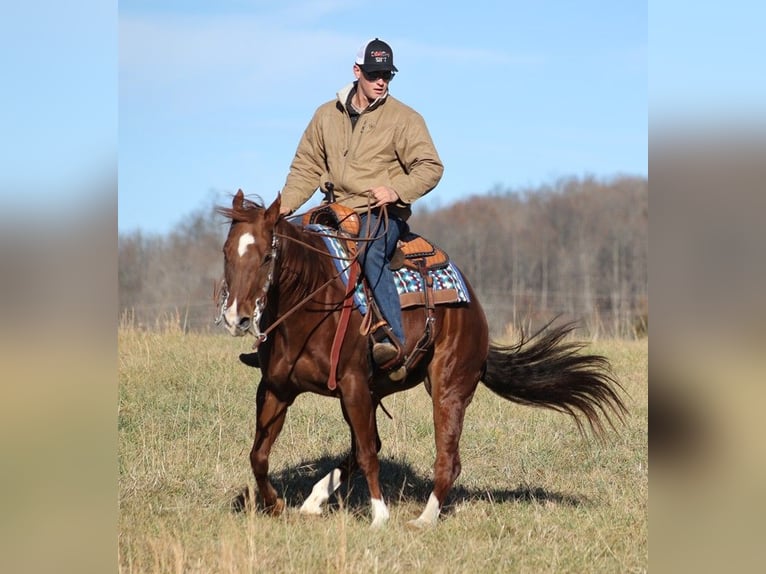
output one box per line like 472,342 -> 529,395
280,83 -> 444,220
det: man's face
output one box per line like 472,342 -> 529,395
354,65 -> 392,103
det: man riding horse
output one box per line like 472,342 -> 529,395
277,38 -> 443,381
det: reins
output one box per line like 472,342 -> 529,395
247,198 -> 390,352
246,232 -> 350,349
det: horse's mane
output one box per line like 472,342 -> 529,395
218,194 -> 339,296
216,195 -> 266,223
278,217 -> 339,295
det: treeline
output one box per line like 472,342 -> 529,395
119,175 -> 647,338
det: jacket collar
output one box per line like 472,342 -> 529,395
337,81 -> 388,114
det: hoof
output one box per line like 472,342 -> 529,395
231,486 -> 255,513
370,517 -> 389,530
406,518 -> 435,530
298,502 -> 323,516
370,498 -> 390,529
266,498 -> 286,516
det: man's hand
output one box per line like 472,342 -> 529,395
368,186 -> 400,208
279,205 -> 293,216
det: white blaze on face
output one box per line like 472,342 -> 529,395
238,232 -> 255,257
222,231 -> 255,335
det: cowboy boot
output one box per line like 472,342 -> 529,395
372,341 -> 407,381
239,352 -> 260,368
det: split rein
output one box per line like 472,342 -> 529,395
216,202 -> 391,350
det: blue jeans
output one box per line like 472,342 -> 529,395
358,212 -> 407,346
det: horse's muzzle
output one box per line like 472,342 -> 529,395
220,299 -> 251,337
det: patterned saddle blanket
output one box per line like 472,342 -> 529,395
305,224 -> 471,314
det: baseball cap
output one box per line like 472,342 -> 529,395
355,38 -> 398,73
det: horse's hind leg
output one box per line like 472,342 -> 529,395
299,403 -> 383,517
299,460 -> 350,516
409,369 -> 478,529
299,447 -> 360,516
249,382 -> 290,515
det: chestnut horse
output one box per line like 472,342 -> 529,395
217,190 -> 626,528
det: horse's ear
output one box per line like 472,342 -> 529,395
233,189 -> 245,209
265,194 -> 282,224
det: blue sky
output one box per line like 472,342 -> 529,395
649,2 -> 766,123
5,2 -> 766,236
118,1 -> 647,234
1,1 -> 116,211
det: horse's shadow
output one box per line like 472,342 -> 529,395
231,454 -> 586,518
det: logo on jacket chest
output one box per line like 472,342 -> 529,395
357,119 -> 376,134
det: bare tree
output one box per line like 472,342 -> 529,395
119,176 -> 648,338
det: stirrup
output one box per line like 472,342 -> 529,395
388,364 -> 407,381
372,341 -> 407,382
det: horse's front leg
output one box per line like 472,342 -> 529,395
339,384 -> 389,528
250,381 -> 290,515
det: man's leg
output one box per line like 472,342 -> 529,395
359,212 -> 407,377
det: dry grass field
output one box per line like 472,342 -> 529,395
118,325 -> 647,573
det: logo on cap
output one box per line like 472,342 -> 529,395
356,38 -> 398,72
370,49 -> 390,63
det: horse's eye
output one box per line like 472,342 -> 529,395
263,253 -> 272,263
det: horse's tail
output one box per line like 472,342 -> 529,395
481,321 -> 628,439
